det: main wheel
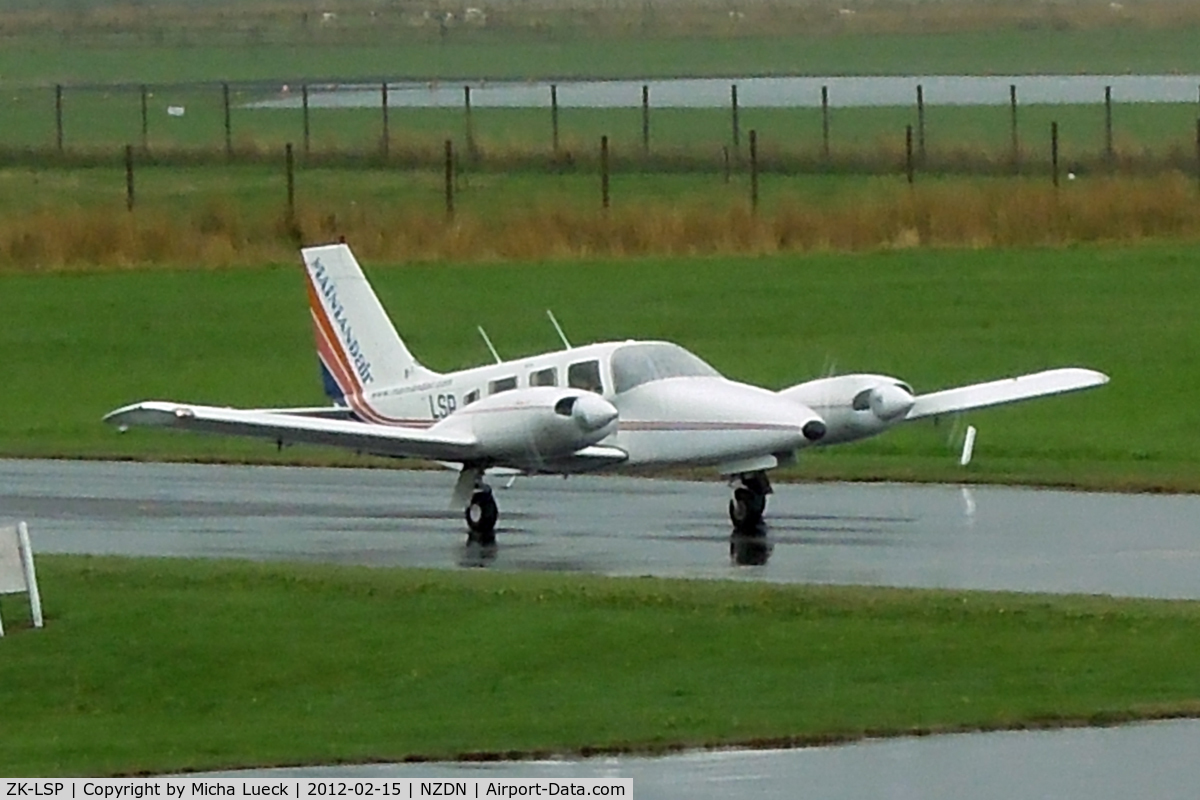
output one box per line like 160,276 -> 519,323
465,489 -> 499,545
728,487 -> 766,531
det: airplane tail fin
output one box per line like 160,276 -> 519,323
301,243 -> 438,403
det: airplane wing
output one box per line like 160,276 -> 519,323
104,401 -> 481,462
905,368 -> 1109,421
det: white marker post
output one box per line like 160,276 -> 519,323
0,522 -> 44,636
959,425 -> 978,467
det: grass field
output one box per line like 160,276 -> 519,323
3,9 -> 1200,86
1,557 -> 1198,776
2,243 -> 1195,490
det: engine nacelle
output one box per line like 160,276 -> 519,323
430,386 -> 618,469
778,374 -> 915,445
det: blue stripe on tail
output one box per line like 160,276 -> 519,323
319,361 -> 346,404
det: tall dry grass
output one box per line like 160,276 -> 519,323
3,175 -> 1199,271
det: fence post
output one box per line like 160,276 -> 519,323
1010,84 -> 1019,174
1051,121 -> 1059,188
222,82 -> 232,159
285,142 -> 296,229
302,83 -> 310,157
730,83 -> 740,157
749,129 -> 759,212
642,84 -> 650,156
916,84 -> 926,164
821,85 -> 830,162
55,84 -> 63,153
722,145 -> 730,184
551,84 -> 559,155
140,85 -> 148,153
464,85 -> 475,160
124,144 -> 135,212
380,82 -> 389,159
445,139 -> 455,219
600,135 -> 610,210
905,124 -> 914,184
1104,85 -> 1114,169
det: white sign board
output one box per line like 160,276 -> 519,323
0,523 -> 26,594
0,522 -> 44,635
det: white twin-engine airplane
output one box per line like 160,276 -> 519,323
106,243 -> 1109,545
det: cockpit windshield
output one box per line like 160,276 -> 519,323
611,342 -> 722,394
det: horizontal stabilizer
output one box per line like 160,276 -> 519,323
906,368 -> 1109,421
105,401 -> 479,462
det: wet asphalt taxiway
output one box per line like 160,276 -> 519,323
5,458 -> 1200,797
4,458 -> 1199,598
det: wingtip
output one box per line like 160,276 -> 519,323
102,400 -> 178,428
1052,367 -> 1110,387
102,403 -> 137,424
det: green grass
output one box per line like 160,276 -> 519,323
2,243 -> 1197,489
1,556 -> 1198,776
4,27 -> 1200,87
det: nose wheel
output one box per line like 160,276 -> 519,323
728,470 -> 771,531
465,486 -> 498,545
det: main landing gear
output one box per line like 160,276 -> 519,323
728,470 -> 772,532
465,485 -> 499,545
455,467 -> 500,546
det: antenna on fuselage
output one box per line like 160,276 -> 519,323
546,310 -> 572,350
477,326 -> 502,364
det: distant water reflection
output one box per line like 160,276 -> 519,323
250,74 -> 1200,110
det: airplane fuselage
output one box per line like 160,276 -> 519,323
341,339 -> 825,473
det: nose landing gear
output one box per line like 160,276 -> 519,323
728,470 -> 772,531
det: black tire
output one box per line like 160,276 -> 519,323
728,487 -> 766,531
465,490 -> 499,544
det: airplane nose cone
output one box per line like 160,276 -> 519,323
572,393 -> 619,432
870,383 -> 916,421
802,419 -> 827,442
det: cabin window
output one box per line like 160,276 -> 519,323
529,367 -> 558,387
488,377 -> 517,395
568,360 -> 604,394
463,389 -> 480,406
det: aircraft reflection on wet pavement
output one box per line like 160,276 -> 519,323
459,528 -> 773,567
